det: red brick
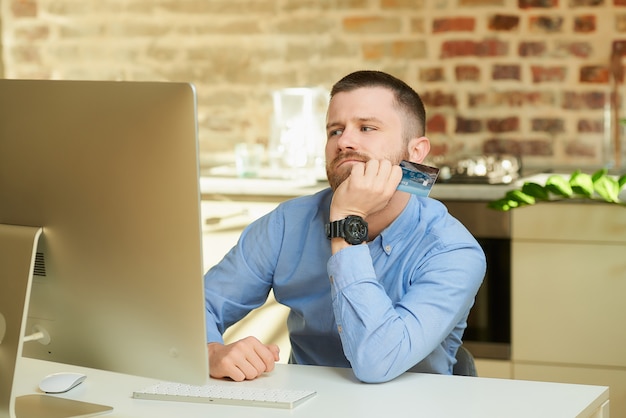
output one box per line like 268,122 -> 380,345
565,140 -> 596,157
570,0 -> 603,5
519,41 -> 547,57
531,118 -> 565,134
531,65 -> 567,82
483,139 -> 522,155
529,16 -> 564,32
460,0 -> 503,5
455,117 -> 482,133
520,139 -> 554,156
468,93 -> 488,108
519,0 -> 559,8
487,117 -> 520,133
577,119 -> 604,133
362,40 -> 427,60
441,40 -> 475,57
455,65 -> 481,81
11,0 -> 37,17
428,142 -> 449,157
492,64 -> 521,80
484,138 -> 553,156
574,15 -> 595,32
420,67 -> 446,82
421,91 -> 457,107
579,65 -> 610,83
468,90 -> 557,108
427,114 -> 447,133
489,14 -> 520,31
612,40 -> 626,56
477,39 -> 509,56
440,39 -> 508,58
556,41 -> 592,58
562,91 -> 606,110
342,16 -> 402,33
433,17 -> 475,33
381,0 -> 426,8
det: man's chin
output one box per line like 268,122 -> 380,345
325,175 -> 342,191
326,169 -> 350,191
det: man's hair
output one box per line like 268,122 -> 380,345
330,70 -> 426,139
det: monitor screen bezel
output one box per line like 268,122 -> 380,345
0,79 -> 209,386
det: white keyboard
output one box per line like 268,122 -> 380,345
132,381 -> 316,409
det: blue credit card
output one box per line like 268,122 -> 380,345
397,160 -> 440,197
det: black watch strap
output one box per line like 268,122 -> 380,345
325,215 -> 368,245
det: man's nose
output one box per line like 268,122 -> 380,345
336,127 -> 358,150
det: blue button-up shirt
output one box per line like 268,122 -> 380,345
204,188 -> 485,383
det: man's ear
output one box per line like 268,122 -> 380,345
407,136 -> 431,163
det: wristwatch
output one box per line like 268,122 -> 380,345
325,215 -> 368,245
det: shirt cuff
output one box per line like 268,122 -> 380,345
205,315 -> 225,344
326,244 -> 376,291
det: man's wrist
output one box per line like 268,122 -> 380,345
325,215 -> 368,245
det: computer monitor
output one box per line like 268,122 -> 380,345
0,79 -> 209,416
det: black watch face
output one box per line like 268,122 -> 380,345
344,216 -> 368,244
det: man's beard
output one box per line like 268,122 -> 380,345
325,149 -> 408,191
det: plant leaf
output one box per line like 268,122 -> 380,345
569,170 -> 594,197
521,182 -> 549,200
487,199 -> 513,211
593,174 -> 620,203
488,169 -> 626,211
592,168 -> 608,182
545,175 -> 573,197
505,189 -> 535,205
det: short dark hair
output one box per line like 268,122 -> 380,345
330,70 -> 426,139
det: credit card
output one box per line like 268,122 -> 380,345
397,160 -> 440,197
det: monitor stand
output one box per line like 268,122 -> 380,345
0,225 -> 113,418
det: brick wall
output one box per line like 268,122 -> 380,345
2,0 -> 625,170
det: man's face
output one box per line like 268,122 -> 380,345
325,87 -> 408,190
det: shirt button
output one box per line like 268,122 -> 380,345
329,275 -> 334,285
337,325 -> 342,333
385,245 -> 392,253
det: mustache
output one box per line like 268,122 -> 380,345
328,151 -> 370,169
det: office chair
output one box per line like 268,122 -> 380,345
453,345 -> 478,377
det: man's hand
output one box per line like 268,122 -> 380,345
330,159 -> 402,221
207,337 -> 280,381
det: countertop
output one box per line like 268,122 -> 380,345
200,171 -> 626,202
199,175 -> 520,201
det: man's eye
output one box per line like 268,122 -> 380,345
328,129 -> 343,137
361,126 -> 374,132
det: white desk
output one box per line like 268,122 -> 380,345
14,358 -> 609,418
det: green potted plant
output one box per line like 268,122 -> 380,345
488,169 -> 626,211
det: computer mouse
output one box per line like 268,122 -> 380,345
39,372 -> 87,394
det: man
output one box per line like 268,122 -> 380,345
204,70 -> 485,383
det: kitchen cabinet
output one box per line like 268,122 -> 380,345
474,359 -> 512,379
511,202 -> 626,417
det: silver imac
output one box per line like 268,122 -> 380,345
0,79 -> 209,417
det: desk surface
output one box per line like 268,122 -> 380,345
14,358 -> 609,418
